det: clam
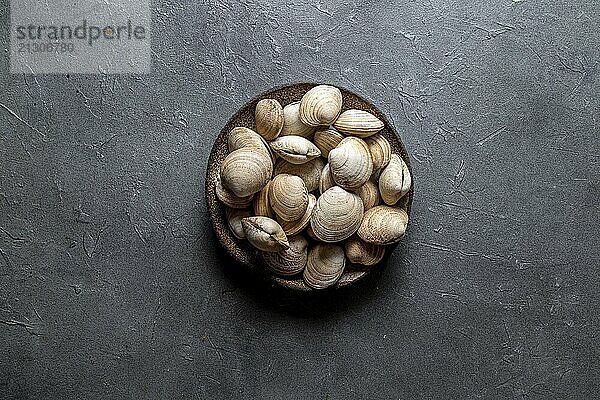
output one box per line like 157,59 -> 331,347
253,181 -> 275,218
310,186 -> 364,242
220,148 -> 273,197
227,127 -> 271,159
379,154 -> 412,205
313,127 -> 344,158
328,137 -> 373,190
215,175 -> 254,208
319,163 -> 335,194
299,85 -> 343,126
269,174 -> 309,222
226,208 -> 251,239
281,101 -> 315,138
333,109 -> 384,138
303,243 -> 345,289
262,235 -> 308,276
255,99 -> 284,140
241,216 -> 289,252
305,225 -> 319,241
274,158 -> 325,192
364,134 -> 391,171
354,179 -> 380,210
345,236 -> 385,266
269,135 -> 321,164
278,194 -> 316,236
357,206 -> 408,245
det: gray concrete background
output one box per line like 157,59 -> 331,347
1,0 -> 599,399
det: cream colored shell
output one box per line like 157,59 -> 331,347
310,186 -> 364,243
328,137 -> 373,190
354,179 -> 380,210
379,154 -> 412,205
262,235 -> 308,276
333,109 -> 384,138
299,85 -> 343,126
313,127 -> 344,158
278,194 -> 316,236
215,175 -> 254,209
227,127 -> 271,159
220,148 -> 273,197
364,134 -> 391,171
319,163 -> 335,195
226,208 -> 251,239
252,181 -> 275,218
344,236 -> 385,266
255,99 -> 284,140
268,174 -> 309,222
269,136 -> 321,164
280,101 -> 315,138
274,158 -> 325,192
241,216 -> 289,252
303,243 -> 345,289
357,206 -> 408,245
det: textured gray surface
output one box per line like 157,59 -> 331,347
1,0 -> 599,399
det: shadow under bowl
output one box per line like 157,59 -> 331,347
205,82 -> 414,291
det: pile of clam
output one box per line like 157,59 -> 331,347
216,85 -> 411,289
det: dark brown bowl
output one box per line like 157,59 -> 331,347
206,83 -> 414,291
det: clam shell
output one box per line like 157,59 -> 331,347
252,181 -> 275,218
328,137 -> 373,190
303,243 -> 345,289
281,101 -> 315,138
299,85 -> 343,126
262,235 -> 308,276
354,179 -> 380,210
310,186 -> 364,243
364,133 -> 391,171
344,236 -> 385,266
226,208 -> 251,239
227,127 -> 271,160
333,109 -> 384,138
305,225 -> 319,241
269,174 -> 309,222
270,135 -> 321,164
379,154 -> 412,205
278,194 -> 316,236
241,216 -> 289,252
357,206 -> 408,245
319,163 -> 335,194
215,175 -> 254,208
255,99 -> 284,140
313,127 -> 344,158
220,148 -> 273,197
274,157 -> 325,192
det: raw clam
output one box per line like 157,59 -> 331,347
253,181 -> 275,218
310,186 -> 364,242
268,174 -> 309,222
305,225 -> 319,241
227,127 -> 271,159
333,109 -> 384,138
303,243 -> 345,289
319,163 -> 335,194
328,137 -> 373,190
215,175 -> 254,209
364,134 -> 391,171
278,194 -> 316,236
220,148 -> 273,197
226,208 -> 251,239
281,101 -> 315,138
270,136 -> 321,164
313,127 -> 344,158
299,85 -> 343,126
241,216 -> 289,252
354,179 -> 380,210
263,235 -> 308,276
379,154 -> 412,205
255,99 -> 284,140
344,236 -> 385,266
274,157 -> 325,192
357,206 -> 408,245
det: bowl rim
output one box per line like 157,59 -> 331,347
205,81 -> 414,291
